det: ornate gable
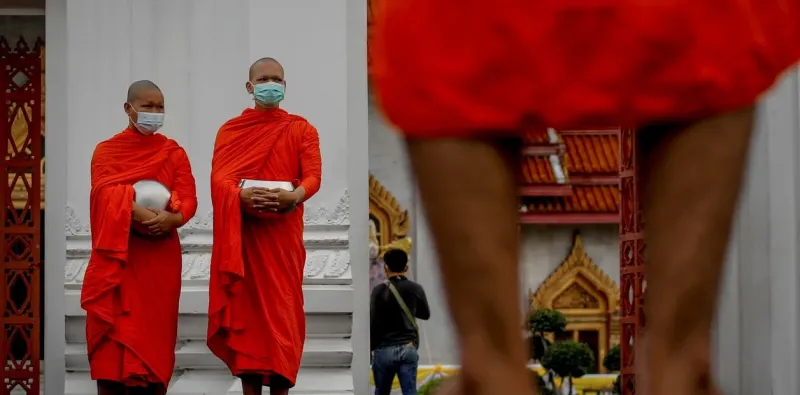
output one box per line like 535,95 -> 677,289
369,174 -> 410,251
530,233 -> 620,313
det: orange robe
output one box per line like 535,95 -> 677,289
372,0 -> 800,136
208,108 -> 322,387
81,128 -> 197,388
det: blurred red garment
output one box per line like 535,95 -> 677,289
372,0 -> 800,136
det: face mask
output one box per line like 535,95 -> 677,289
128,104 -> 164,134
250,82 -> 285,105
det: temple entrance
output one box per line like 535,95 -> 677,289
1,15 -> 45,394
530,234 -> 620,374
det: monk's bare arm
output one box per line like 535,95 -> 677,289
297,124 -> 322,203
132,201 -> 156,223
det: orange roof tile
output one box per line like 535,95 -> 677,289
522,186 -> 620,213
521,128 -> 552,144
562,134 -> 618,174
521,132 -> 618,184
520,130 -> 620,217
522,157 -> 560,184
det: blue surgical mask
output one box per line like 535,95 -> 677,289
128,104 -> 164,134
251,82 -> 285,105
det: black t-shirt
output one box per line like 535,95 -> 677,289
370,275 -> 430,351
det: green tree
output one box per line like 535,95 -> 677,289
528,309 -> 567,361
541,340 -> 595,394
603,344 -> 621,372
603,344 -> 621,394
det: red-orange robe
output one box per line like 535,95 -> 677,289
81,128 -> 197,389
372,0 -> 800,136
208,108 -> 322,387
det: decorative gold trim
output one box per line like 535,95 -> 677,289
381,237 -> 412,256
530,234 -> 620,312
369,174 -> 410,247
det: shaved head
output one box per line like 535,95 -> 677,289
127,80 -> 162,103
124,80 -> 165,127
248,57 -> 284,81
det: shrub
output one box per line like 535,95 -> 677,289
528,309 -> 568,335
528,308 -> 567,361
418,375 -> 445,395
603,344 -> 621,394
603,344 -> 621,372
541,340 -> 595,393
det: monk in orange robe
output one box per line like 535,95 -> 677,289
208,57 -> 322,395
372,1 -> 800,395
81,80 -> 198,395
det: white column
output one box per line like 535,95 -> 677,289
44,0 -> 67,393
55,0 -> 367,393
714,68 -> 800,394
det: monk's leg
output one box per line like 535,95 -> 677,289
126,383 -> 165,395
267,376 -> 291,395
96,380 -> 126,395
641,107 -> 754,395
240,374 -> 263,395
405,137 -> 533,395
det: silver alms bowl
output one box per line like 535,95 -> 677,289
239,179 -> 295,192
133,180 -> 171,211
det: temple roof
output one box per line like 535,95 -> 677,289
520,129 -> 620,224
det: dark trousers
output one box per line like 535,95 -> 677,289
372,343 -> 419,395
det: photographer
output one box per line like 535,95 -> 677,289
370,249 -> 431,395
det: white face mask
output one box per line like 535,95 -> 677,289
128,104 -> 165,134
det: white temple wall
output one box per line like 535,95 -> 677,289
46,0 -> 368,394
412,202 -> 458,365
713,68 -> 800,395
368,100 -> 416,221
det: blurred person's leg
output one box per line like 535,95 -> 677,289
406,137 -> 533,395
642,107 -> 754,395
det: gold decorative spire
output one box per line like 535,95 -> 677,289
529,233 -> 620,312
381,237 -> 412,256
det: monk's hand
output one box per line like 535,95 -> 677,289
265,188 -> 299,213
142,210 -> 182,236
241,187 -> 278,211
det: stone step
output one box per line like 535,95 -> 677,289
65,368 -> 354,395
65,313 -> 353,343
65,337 -> 353,370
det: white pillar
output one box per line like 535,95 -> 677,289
714,68 -> 800,394
44,0 -> 67,393
55,0 -> 367,393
